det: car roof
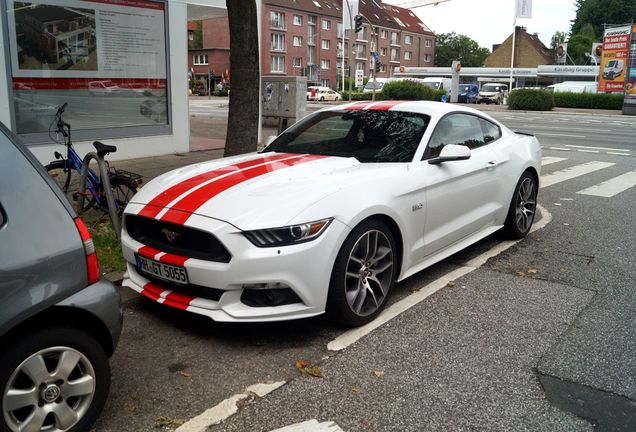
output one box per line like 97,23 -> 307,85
324,100 -> 487,118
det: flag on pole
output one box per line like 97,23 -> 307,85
515,0 -> 532,19
343,0 -> 359,30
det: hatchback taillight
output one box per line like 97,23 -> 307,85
74,217 -> 100,285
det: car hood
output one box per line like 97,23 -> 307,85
129,152 -> 403,230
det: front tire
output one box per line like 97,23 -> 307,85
0,327 -> 110,432
503,171 -> 538,239
327,219 -> 397,327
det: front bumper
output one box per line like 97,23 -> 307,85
121,211 -> 350,322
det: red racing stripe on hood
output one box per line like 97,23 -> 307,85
343,101 -> 374,110
160,154 -> 327,225
137,153 -> 294,219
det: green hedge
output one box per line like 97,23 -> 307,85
378,80 -> 435,101
508,89 -> 555,111
340,91 -> 373,101
553,92 -> 624,110
433,89 -> 447,102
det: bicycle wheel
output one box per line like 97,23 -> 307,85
45,161 -> 94,213
109,177 -> 138,216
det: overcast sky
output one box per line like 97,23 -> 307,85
384,0 -> 577,50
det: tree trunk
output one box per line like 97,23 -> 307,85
224,0 -> 259,157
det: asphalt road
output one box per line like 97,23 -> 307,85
94,103 -> 636,431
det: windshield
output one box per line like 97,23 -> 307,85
264,110 -> 430,163
422,82 -> 441,89
481,85 -> 500,92
364,81 -> 384,90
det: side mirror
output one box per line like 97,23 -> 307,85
428,144 -> 471,165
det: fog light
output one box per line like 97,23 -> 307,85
241,283 -> 302,307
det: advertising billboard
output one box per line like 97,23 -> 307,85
624,24 -> 636,110
598,25 -> 631,93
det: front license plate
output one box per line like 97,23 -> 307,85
135,254 -> 189,285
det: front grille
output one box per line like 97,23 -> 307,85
126,214 -> 231,263
142,273 -> 224,301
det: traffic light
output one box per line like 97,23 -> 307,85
354,15 -> 363,33
375,59 -> 382,73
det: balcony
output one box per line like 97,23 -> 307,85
270,44 -> 287,53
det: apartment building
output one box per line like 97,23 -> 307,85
188,0 -> 435,90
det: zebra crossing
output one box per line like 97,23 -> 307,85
540,155 -> 636,198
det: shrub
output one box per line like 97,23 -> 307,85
553,92 -> 624,110
508,89 -> 555,111
378,80 -> 435,101
433,89 -> 447,102
340,91 -> 373,101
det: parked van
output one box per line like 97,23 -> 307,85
421,77 -> 452,92
602,59 -> 624,80
546,81 -> 597,94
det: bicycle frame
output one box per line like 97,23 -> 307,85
59,144 -> 103,202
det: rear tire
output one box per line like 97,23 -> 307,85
503,171 -> 537,239
0,327 -> 110,432
109,178 -> 138,217
45,161 -> 94,212
327,219 -> 397,327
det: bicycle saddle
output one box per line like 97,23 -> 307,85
93,141 -> 117,157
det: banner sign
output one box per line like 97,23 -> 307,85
598,25 -> 631,93
515,0 -> 532,19
624,24 -> 636,106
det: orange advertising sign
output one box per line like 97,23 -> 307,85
598,25 -> 631,93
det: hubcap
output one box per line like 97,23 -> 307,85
344,230 -> 394,316
3,347 -> 96,432
515,178 -> 536,233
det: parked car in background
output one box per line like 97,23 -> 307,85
363,78 -> 388,93
88,80 -> 122,96
477,83 -> 508,105
315,88 -> 342,101
0,122 -> 122,432
120,101 -> 540,328
422,77 -> 452,92
306,84 -> 327,101
457,84 -> 479,103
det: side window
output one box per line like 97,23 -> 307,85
479,118 -> 502,143
425,114 -> 485,158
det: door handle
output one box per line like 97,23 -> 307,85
486,160 -> 499,169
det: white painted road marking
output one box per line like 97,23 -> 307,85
607,152 -> 631,156
566,144 -> 631,152
577,170 -> 636,197
538,133 -> 586,138
540,161 -> 615,188
541,157 -> 567,166
548,147 -> 571,151
328,205 -> 552,352
270,420 -> 345,432
578,149 -> 600,153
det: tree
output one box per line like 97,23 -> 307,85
568,34 -> 595,65
435,33 -> 490,67
571,0 -> 636,38
224,0 -> 259,157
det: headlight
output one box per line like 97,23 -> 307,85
242,218 -> 332,247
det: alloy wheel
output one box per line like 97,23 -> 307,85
344,230 -> 394,317
515,177 -> 536,233
3,347 -> 96,432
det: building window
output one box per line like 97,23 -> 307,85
321,39 -> 330,50
356,62 -> 364,71
292,57 -> 303,68
424,53 -> 432,62
193,54 -> 208,65
308,15 -> 316,25
390,48 -> 399,62
425,38 -> 432,48
271,55 -> 285,73
380,47 -> 387,56
321,59 -> 330,69
271,33 -> 285,51
337,40 -> 343,57
355,44 -> 366,59
293,36 -> 303,47
337,23 -> 343,38
381,29 -> 388,39
321,79 -> 330,88
270,12 -> 285,29
381,64 -> 387,72
293,15 -> 302,26
322,19 -> 331,30
405,35 -> 413,45
188,32 -> 194,41
404,51 -> 412,60
391,32 -> 399,45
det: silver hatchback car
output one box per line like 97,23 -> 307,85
0,123 -> 122,432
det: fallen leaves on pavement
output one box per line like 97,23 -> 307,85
177,371 -> 192,378
373,370 -> 385,377
446,281 -> 456,288
295,359 -> 323,378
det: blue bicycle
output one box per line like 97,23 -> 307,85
45,103 -> 143,216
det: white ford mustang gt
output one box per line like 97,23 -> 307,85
121,101 -> 541,326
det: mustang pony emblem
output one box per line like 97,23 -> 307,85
160,228 -> 182,243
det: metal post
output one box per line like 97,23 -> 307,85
78,153 -> 121,238
509,21 -> 516,94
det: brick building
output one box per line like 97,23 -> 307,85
484,26 -> 552,68
188,17 -> 231,91
187,0 -> 435,91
